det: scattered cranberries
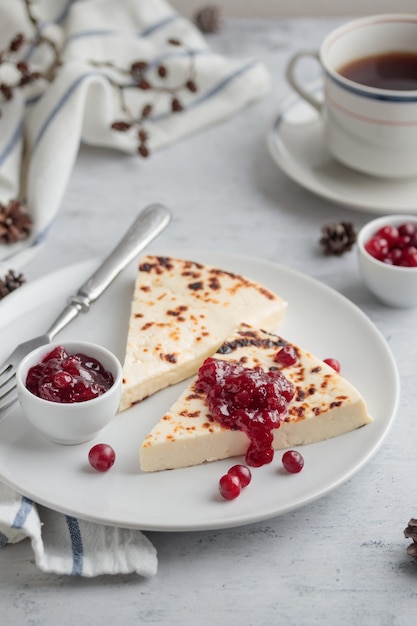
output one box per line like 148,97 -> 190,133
219,464 -> 252,500
282,450 -> 304,474
197,358 -> 294,467
219,473 -> 241,500
364,222 -> 417,267
88,443 -> 116,472
26,345 -> 114,403
227,464 -> 252,488
323,358 -> 341,373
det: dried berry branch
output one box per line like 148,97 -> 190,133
23,0 -> 61,80
0,0 -> 202,278
108,38 -> 198,157
1,1 -> 199,155
0,31 -> 42,112
0,1 -> 62,116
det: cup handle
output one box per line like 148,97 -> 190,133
286,51 -> 323,113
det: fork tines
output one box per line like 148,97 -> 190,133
0,364 -> 18,411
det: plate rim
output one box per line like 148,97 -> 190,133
0,250 -> 400,531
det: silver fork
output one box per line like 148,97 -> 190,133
0,203 -> 171,412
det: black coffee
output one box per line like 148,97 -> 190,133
338,51 -> 417,90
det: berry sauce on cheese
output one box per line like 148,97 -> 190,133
196,357 -> 295,467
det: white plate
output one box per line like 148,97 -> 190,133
0,250 -> 399,531
267,82 -> 417,214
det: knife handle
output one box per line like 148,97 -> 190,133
77,203 -> 171,304
45,203 -> 171,339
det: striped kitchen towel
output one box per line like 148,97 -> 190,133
0,482 -> 157,577
0,0 -> 271,275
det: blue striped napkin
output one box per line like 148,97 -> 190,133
0,482 -> 157,577
0,0 -> 270,275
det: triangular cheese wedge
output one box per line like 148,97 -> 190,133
120,256 -> 287,411
140,324 -> 372,472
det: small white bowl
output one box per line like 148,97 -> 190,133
16,341 -> 122,445
357,214 -> 417,308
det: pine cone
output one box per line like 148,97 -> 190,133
194,5 -> 222,33
0,199 -> 32,243
319,222 -> 356,256
0,269 -> 25,300
404,519 -> 417,559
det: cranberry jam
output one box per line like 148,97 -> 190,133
26,345 -> 114,403
196,357 -> 295,467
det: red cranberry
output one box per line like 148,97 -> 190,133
219,473 -> 241,500
274,345 -> 298,366
51,371 -> 73,388
61,356 -> 81,376
386,247 -> 403,264
364,236 -> 388,260
282,450 -> 304,473
398,222 -> 417,238
88,443 -> 116,472
323,358 -> 340,373
375,225 -> 399,246
401,246 -> 417,267
246,446 -> 274,467
397,235 -> 411,249
227,464 -> 252,487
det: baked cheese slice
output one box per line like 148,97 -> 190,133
140,324 -> 372,472
120,256 -> 287,411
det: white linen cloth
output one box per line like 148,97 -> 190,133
0,0 -> 270,275
0,0 -> 270,577
0,482 -> 157,577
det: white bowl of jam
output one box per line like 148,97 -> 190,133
357,214 -> 417,308
16,341 -> 122,445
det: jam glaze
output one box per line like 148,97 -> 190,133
196,356 -> 295,467
26,345 -> 114,403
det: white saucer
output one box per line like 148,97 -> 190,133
267,82 -> 417,214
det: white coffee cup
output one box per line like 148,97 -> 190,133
286,14 -> 417,179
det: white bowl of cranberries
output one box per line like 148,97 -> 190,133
16,341 -> 122,445
357,214 -> 417,307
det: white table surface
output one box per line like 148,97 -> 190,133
2,16 -> 416,626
